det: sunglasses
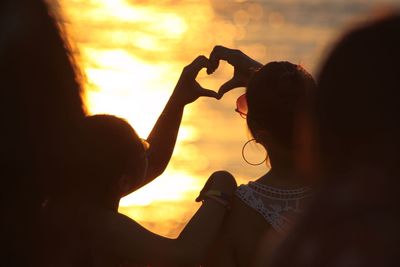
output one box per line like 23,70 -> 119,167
235,93 -> 248,119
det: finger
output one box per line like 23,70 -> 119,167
198,88 -> 219,99
206,59 -> 219,75
218,78 -> 245,97
184,55 -> 212,80
209,45 -> 233,62
208,45 -> 232,74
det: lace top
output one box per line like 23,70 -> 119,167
236,181 -> 312,233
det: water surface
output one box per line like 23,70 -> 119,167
60,0 -> 400,237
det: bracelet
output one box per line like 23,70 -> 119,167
204,195 -> 230,209
198,190 -> 232,209
204,190 -> 231,201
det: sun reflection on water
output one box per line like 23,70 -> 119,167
59,0 -> 239,237
57,0 -> 382,237
82,47 -> 176,136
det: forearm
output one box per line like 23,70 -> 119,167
134,56 -> 217,188
144,93 -> 185,183
95,173 -> 236,266
241,52 -> 263,72
236,50 -> 263,81
91,204 -> 226,267
174,200 -> 228,265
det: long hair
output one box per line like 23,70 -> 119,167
0,0 -> 85,265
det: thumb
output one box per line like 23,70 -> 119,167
196,176 -> 214,202
199,88 -> 219,99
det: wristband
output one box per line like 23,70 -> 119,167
204,190 -> 231,201
204,195 -> 230,209
197,190 -> 232,209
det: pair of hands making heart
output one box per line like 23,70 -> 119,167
172,45 -> 263,105
169,46 -> 262,200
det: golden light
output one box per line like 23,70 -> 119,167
58,0 -> 390,239
151,14 -> 188,37
120,169 -> 202,207
61,0 -> 216,208
85,0 -> 154,23
135,35 -> 159,51
82,47 -> 175,136
59,0 -> 245,237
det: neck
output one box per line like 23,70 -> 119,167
48,189 -> 120,212
268,148 -> 296,177
257,169 -> 309,188
79,191 -> 121,212
109,197 -> 120,211
257,151 -> 309,187
99,193 -> 120,211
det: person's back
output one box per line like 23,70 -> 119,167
204,56 -> 316,266
206,179 -> 312,266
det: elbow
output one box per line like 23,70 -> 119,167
145,165 -> 167,181
152,164 -> 168,178
146,154 -> 169,180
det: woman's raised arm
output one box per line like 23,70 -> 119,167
133,56 -> 218,191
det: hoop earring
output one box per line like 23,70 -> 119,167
241,139 -> 268,166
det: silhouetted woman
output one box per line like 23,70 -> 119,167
41,113 -> 236,266
43,56 -> 237,266
268,14 -> 400,267
1,0 -> 234,266
203,46 -> 317,266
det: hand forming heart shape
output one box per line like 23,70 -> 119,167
172,46 -> 262,105
172,55 -> 218,105
207,45 -> 263,99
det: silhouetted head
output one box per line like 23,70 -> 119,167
316,14 -> 400,178
81,115 -> 148,206
245,62 -> 316,165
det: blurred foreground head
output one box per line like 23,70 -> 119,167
0,0 -> 84,264
269,14 -> 400,267
317,14 -> 400,178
